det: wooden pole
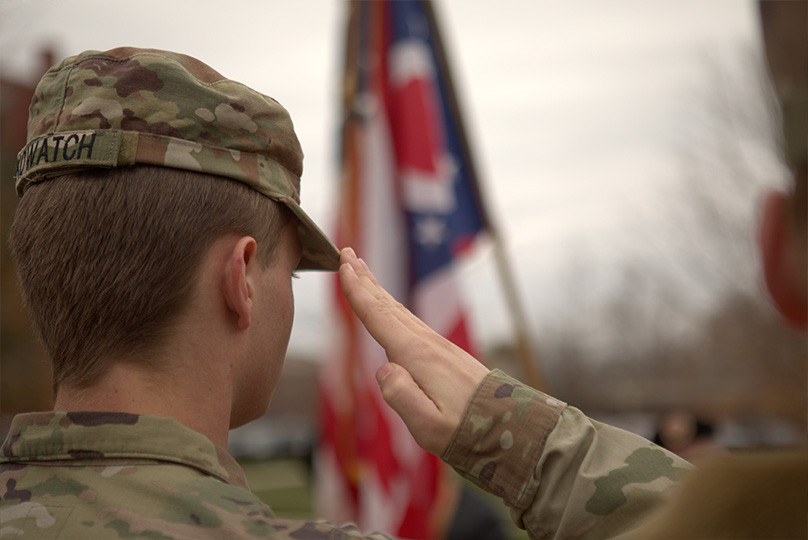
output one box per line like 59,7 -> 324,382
490,233 -> 548,392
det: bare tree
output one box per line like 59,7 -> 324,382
526,49 -> 807,432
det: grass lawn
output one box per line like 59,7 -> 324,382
239,457 -> 528,539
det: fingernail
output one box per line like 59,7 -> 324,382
345,247 -> 357,259
341,262 -> 357,276
376,363 -> 395,385
358,258 -> 369,271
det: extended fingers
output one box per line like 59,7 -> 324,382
339,247 -> 488,377
339,247 -> 490,457
338,259 -> 410,352
339,250 -> 419,336
339,249 -> 433,336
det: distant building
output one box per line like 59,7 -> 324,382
1,49 -> 57,421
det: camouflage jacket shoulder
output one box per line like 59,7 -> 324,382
0,412 -> 393,539
442,369 -> 692,540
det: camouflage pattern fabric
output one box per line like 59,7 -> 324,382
627,448 -> 808,539
4,374 -> 801,540
0,412 -> 393,539
14,47 -> 339,271
443,370 -> 692,540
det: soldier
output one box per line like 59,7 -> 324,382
3,1 -> 806,538
0,46 -> 692,540
0,47 -> 395,539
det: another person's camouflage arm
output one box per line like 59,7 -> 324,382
442,370 -> 692,540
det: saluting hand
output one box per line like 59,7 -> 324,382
337,247 -> 490,457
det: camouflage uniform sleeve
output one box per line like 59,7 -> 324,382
442,369 -> 692,540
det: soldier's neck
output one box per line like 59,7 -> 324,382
53,360 -> 234,449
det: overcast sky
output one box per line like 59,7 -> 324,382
0,0 -> 768,357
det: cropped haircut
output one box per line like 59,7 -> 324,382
9,165 -> 291,391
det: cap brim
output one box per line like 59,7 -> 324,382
279,198 -> 340,271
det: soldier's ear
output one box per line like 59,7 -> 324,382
759,191 -> 808,330
223,236 -> 257,330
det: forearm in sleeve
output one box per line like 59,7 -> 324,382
442,370 -> 692,540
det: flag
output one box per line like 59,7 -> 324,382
317,1 -> 489,537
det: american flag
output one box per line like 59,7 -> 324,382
317,1 -> 489,536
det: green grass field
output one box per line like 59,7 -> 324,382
239,457 -> 528,539
240,458 -> 314,520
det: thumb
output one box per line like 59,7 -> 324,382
375,363 -> 449,456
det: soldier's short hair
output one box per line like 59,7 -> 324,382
9,165 -> 290,390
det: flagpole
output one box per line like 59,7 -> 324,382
421,0 -> 548,392
490,235 -> 548,392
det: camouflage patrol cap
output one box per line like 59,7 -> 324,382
15,47 -> 339,271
